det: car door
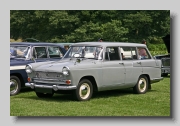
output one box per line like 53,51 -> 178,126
101,47 -> 125,90
120,46 -> 142,85
137,47 -> 160,78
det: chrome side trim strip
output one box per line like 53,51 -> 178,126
10,65 -> 26,70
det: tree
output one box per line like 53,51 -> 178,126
10,10 -> 170,44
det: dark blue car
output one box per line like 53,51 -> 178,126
10,42 -> 66,96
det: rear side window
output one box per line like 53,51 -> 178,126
120,47 -> 137,60
48,46 -> 63,58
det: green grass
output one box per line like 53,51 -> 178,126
10,76 -> 170,116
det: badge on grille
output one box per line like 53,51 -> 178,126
57,74 -> 62,77
36,72 -> 39,78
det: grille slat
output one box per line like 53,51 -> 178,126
162,58 -> 170,67
33,78 -> 66,84
35,71 -> 63,79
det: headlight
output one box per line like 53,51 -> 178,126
62,66 -> 70,76
25,64 -> 32,73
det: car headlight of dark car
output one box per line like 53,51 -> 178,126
25,64 -> 32,73
62,66 -> 70,76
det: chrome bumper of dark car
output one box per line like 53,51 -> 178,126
150,77 -> 164,84
161,67 -> 170,74
10,82 -> 14,87
25,82 -> 77,91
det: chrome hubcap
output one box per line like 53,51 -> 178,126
138,78 -> 146,92
79,83 -> 90,99
10,79 -> 18,94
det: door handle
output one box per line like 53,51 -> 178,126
137,62 -> 141,64
119,63 -> 124,65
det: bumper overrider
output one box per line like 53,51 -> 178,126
25,83 -> 77,91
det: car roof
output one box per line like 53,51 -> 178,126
71,42 -> 147,47
56,43 -> 74,45
10,42 -> 64,47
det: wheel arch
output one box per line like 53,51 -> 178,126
10,73 -> 25,87
79,76 -> 98,92
140,74 -> 151,89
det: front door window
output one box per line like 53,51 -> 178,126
137,47 -> 151,60
33,47 -> 47,58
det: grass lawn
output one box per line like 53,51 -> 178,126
10,75 -> 170,116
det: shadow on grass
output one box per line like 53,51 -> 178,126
23,93 -> 75,102
93,88 -> 157,99
19,87 -> 158,102
93,88 -> 133,99
20,87 -> 33,93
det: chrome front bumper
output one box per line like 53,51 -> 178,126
25,82 -> 77,91
161,67 -> 170,74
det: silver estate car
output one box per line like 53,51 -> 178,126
25,42 -> 163,101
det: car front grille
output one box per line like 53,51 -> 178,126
162,58 -> 170,67
32,71 -> 66,84
35,71 -> 63,79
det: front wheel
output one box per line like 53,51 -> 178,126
10,76 -> 21,96
73,79 -> 93,101
133,75 -> 148,94
35,92 -> 54,98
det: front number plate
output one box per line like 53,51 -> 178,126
35,88 -> 52,93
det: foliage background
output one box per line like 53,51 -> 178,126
10,10 -> 170,53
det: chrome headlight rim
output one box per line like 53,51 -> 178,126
62,66 -> 70,76
25,64 -> 33,73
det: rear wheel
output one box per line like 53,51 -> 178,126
35,92 -> 54,98
10,76 -> 21,96
73,79 -> 93,101
133,75 -> 148,94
